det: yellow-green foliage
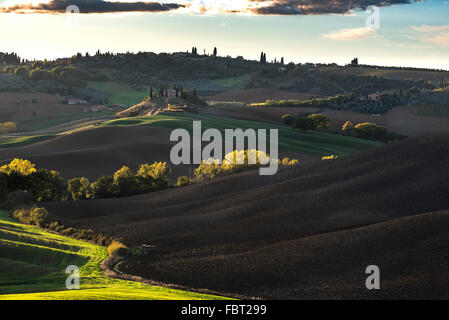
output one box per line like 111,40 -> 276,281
0,158 -> 36,175
13,207 -> 49,228
176,176 -> 191,187
113,166 -> 134,182
342,121 -> 354,133
279,157 -> 299,166
195,150 -> 299,180
0,122 -> 17,134
107,241 -> 129,257
308,114 -> 330,129
67,177 -> 91,200
322,155 -> 339,160
137,162 -> 171,181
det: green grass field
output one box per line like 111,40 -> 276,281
104,112 -> 383,156
212,74 -> 253,91
0,210 -> 229,300
88,81 -> 147,106
0,134 -> 57,149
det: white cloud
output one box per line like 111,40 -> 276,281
323,27 -> 377,40
410,25 -> 449,47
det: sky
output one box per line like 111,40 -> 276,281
0,0 -> 448,69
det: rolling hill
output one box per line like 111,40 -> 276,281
41,133 -> 449,299
0,112 -> 381,180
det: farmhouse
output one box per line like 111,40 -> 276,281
68,98 -> 88,105
368,92 -> 381,100
90,105 -> 108,112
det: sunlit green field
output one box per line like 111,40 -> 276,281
104,112 -> 383,156
0,134 -> 57,149
0,210 -> 229,300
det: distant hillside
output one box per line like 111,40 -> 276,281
44,133 -> 449,299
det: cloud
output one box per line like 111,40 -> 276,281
0,0 -> 185,14
0,0 -> 416,15
249,0 -> 414,15
410,25 -> 449,47
323,27 -> 378,40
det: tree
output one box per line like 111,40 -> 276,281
112,166 -> 140,197
281,114 -> 294,125
68,177 -> 91,200
113,166 -> 133,182
137,162 -> 171,191
90,175 -> 116,199
293,117 -> 317,132
342,121 -> 354,135
0,159 -> 36,176
308,114 -> 330,129
353,122 -> 387,141
29,169 -> 65,202
260,52 -> 267,64
213,47 -> 217,56
281,57 -> 284,65
351,57 -> 359,66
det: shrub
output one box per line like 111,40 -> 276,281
293,117 -> 317,132
322,155 -> 339,160
29,207 -> 49,227
47,221 -> 64,232
281,114 -> 294,125
12,206 -> 49,227
278,158 -> 299,166
28,169 -> 65,202
12,208 -> 32,224
195,150 -> 299,181
61,227 -> 76,236
107,241 -> 129,257
176,176 -> 191,187
68,177 -> 91,200
353,122 -> 387,141
4,190 -> 34,210
308,114 -> 330,129
342,121 -> 354,134
90,175 -> 116,199
0,122 -> 17,134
